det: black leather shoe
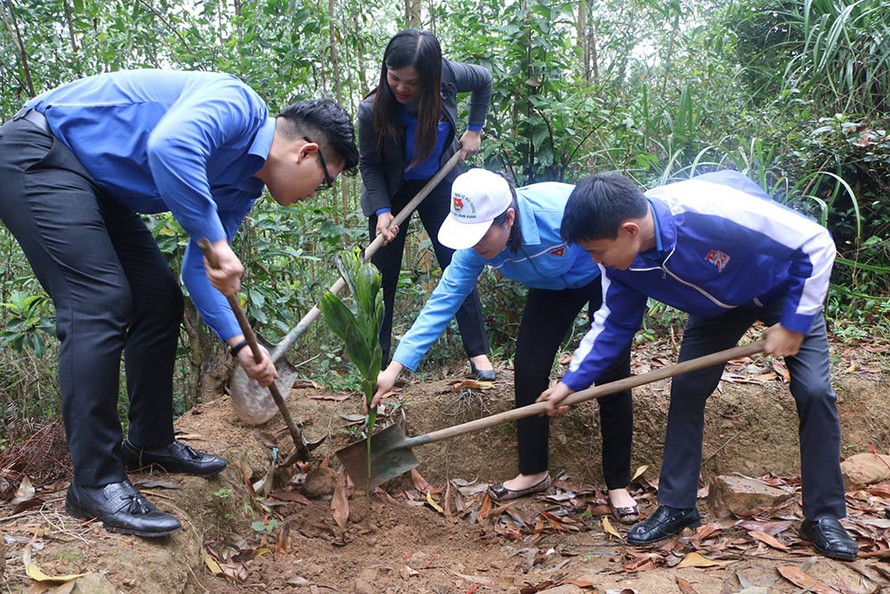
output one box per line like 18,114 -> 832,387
122,439 -> 227,476
627,505 -> 701,545
66,480 -> 181,538
470,362 -> 496,382
800,517 -> 859,561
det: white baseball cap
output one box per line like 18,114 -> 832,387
438,169 -> 512,250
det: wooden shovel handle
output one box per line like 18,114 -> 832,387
416,340 -> 766,446
198,239 -> 310,461
268,150 -> 463,360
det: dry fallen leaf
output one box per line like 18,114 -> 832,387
748,529 -> 789,551
426,492 -> 444,514
331,469 -> 349,530
777,565 -> 841,594
676,576 -> 699,594
204,553 -> 223,576
306,392 -> 349,401
676,551 -> 728,569
602,516 -> 621,538
14,476 -> 35,503
23,546 -> 87,583
452,380 -> 494,391
411,469 -> 434,494
737,519 -> 793,536
631,465 -> 649,482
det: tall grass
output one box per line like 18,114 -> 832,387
783,0 -> 890,112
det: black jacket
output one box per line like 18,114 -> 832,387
358,58 -> 492,216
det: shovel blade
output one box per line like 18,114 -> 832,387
335,424 -> 419,490
228,335 -> 300,425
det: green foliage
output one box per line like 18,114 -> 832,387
0,291 -> 55,356
782,0 -> 890,113
2,0 -> 889,444
319,248 -> 383,491
320,248 -> 384,386
250,518 -> 279,533
214,487 -> 235,499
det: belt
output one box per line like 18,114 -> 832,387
13,107 -> 51,135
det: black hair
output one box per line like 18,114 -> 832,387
371,29 -> 443,167
561,172 -> 648,243
490,173 -> 523,253
278,98 -> 359,173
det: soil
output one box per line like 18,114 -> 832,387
2,338 -> 889,594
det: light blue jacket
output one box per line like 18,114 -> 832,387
561,171 -> 836,391
393,182 -> 599,370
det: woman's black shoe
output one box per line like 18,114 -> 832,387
470,362 -> 496,381
122,439 -> 227,476
66,480 -> 181,538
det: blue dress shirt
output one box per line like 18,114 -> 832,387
26,69 -> 276,340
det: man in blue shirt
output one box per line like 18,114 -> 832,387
540,171 -> 858,561
0,70 -> 358,537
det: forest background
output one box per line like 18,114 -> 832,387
1,0 -> 888,449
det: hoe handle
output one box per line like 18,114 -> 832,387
416,341 -> 766,446
198,239 -> 311,461
269,150 -> 463,361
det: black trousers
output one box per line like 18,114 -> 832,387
369,178 -> 489,364
0,116 -> 183,487
515,279 -> 633,489
658,302 -> 846,519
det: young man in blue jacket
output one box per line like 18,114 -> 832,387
539,170 -> 858,561
0,70 -> 358,537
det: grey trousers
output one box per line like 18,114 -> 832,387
657,301 -> 846,520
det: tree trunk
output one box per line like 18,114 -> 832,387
328,0 -> 349,216
576,1 -> 588,82
405,0 -> 421,28
62,0 -> 79,55
1,0 -> 35,97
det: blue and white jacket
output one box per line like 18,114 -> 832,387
393,182 -> 598,371
561,171 -> 837,391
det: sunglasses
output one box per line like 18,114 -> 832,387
304,136 -> 334,191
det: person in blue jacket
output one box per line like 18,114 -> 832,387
541,170 -> 858,561
0,70 -> 359,537
371,168 -> 639,519
358,29 -> 494,380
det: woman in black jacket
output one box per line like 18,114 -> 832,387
358,29 -> 494,377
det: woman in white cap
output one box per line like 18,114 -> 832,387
371,168 -> 638,520
358,29 -> 495,379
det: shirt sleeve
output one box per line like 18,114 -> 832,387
743,201 -> 836,333
561,268 -> 647,391
146,80 -> 266,244
446,61 -> 492,131
180,203 -> 253,341
392,249 -> 487,371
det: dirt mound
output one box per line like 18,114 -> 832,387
2,346 -> 889,593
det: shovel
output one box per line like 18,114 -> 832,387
336,340 -> 766,489
199,239 -> 316,463
229,150 -> 464,424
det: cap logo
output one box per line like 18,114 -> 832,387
451,191 -> 478,220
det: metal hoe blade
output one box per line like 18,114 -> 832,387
335,424 -> 419,490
